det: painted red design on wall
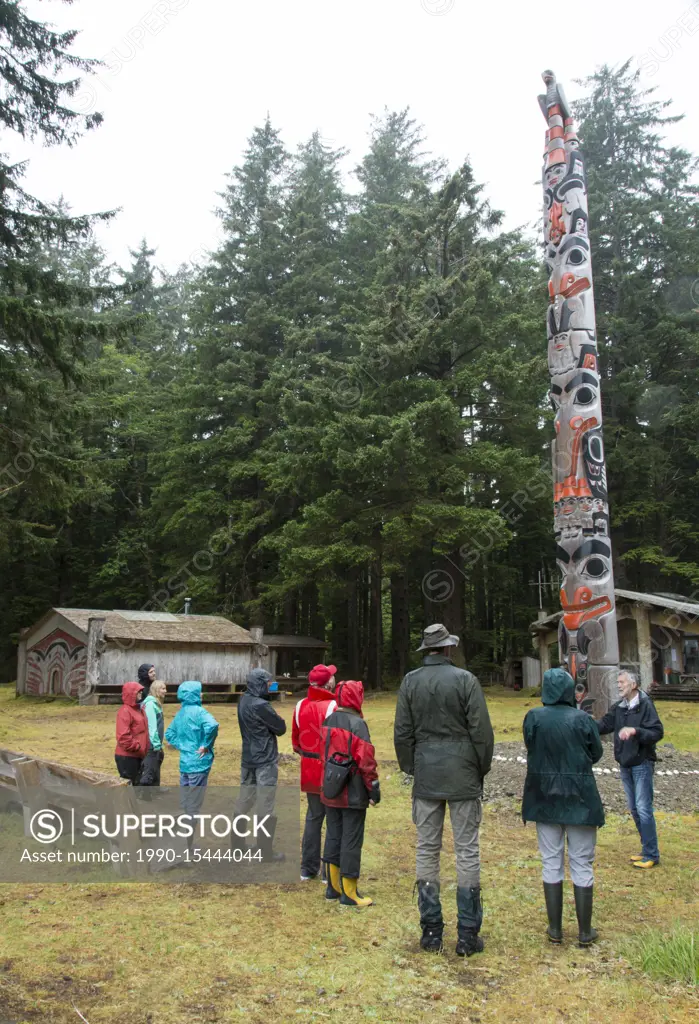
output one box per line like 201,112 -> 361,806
26,629 -> 87,697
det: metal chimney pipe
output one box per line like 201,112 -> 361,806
184,598 -> 192,616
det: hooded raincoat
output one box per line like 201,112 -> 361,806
115,682 -> 149,758
237,669 -> 287,768
164,681 -> 219,774
142,693 -> 164,752
139,689 -> 165,786
522,668 -> 605,827
320,681 -> 379,809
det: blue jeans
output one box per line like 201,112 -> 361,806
620,762 -> 659,862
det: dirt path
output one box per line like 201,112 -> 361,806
483,741 -> 699,813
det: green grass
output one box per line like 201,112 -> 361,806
651,702 -> 699,754
0,684 -> 698,1023
631,926 -> 699,986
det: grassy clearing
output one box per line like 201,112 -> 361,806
2,686 -> 697,778
0,684 -> 698,1023
630,926 -> 699,986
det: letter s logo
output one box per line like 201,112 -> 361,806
29,809 -> 64,844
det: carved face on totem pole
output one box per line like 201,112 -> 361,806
539,70 -> 619,713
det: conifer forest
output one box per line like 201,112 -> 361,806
2,1 -> 699,688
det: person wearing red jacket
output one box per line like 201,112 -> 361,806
114,681 -> 149,783
320,680 -> 380,908
292,664 -> 337,881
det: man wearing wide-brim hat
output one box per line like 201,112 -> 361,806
394,623 -> 494,958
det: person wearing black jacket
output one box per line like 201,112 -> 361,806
236,668 -> 287,860
596,670 -> 664,869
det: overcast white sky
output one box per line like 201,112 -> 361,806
11,0 -> 699,272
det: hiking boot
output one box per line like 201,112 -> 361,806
420,926 -> 444,953
543,881 -> 563,944
455,931 -> 485,957
573,884 -> 598,947
633,859 -> 659,870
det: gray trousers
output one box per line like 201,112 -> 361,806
413,797 -> 482,888
536,823 -> 597,887
236,762 -> 278,820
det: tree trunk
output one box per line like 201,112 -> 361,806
309,584 -> 325,640
282,590 -> 297,635
449,548 -> 467,668
360,568 -> 370,679
424,550 -> 466,667
389,572 -> 410,680
347,570 -> 360,677
367,554 -> 383,690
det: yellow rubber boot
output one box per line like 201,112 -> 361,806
325,864 -> 342,901
340,876 -> 373,908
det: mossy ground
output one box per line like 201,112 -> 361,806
0,685 -> 697,1023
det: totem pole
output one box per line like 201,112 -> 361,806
538,70 -> 618,715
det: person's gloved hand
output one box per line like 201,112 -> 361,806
369,781 -> 381,806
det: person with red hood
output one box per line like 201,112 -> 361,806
114,682 -> 149,783
320,680 -> 380,908
292,663 -> 338,881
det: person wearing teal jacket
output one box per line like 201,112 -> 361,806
164,682 -> 218,834
141,680 -> 166,786
165,681 -> 219,777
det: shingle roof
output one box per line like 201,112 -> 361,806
614,589 -> 699,619
52,609 -> 254,646
262,635 -> 328,649
530,588 -> 699,633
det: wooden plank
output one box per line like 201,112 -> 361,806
0,747 -> 127,789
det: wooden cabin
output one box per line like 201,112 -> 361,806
261,633 -> 329,692
15,608 -> 333,705
16,608 -> 258,705
529,589 -> 699,702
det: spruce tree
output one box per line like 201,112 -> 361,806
152,120 -> 290,624
0,0 -> 112,383
575,62 -> 699,590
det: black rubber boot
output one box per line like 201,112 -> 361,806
456,886 -> 484,957
573,885 -> 597,947
417,880 -> 444,952
543,882 -> 563,944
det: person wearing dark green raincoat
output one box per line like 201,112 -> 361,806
522,668 -> 604,948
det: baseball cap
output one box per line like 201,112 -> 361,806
308,664 -> 337,686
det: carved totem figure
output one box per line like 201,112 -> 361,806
538,70 -> 618,714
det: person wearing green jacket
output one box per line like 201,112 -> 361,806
522,668 -> 605,948
140,680 -> 167,786
394,623 -> 494,958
